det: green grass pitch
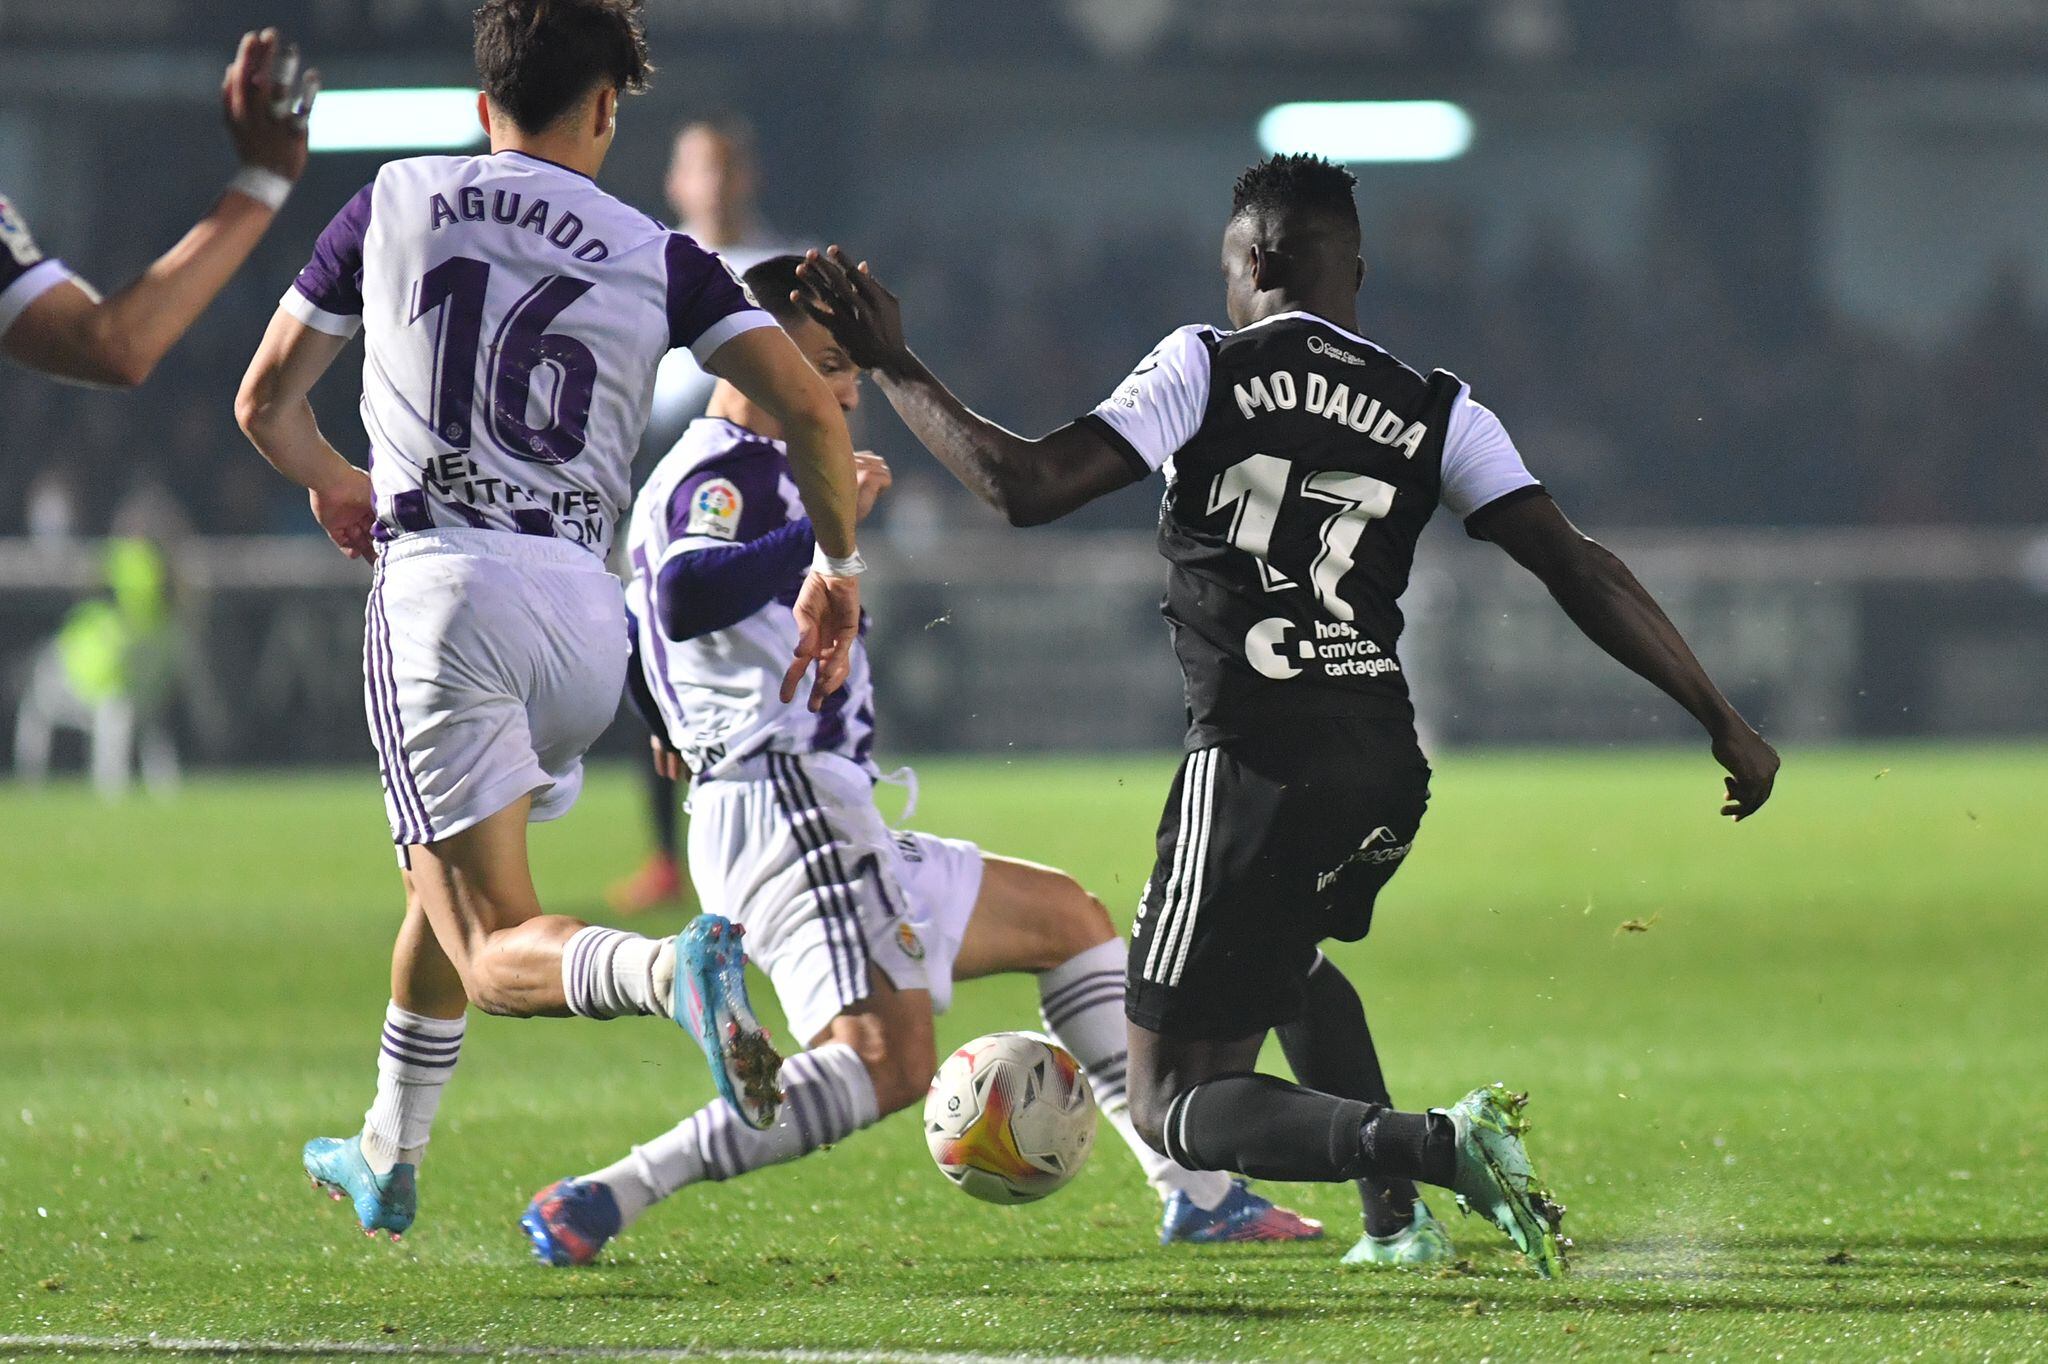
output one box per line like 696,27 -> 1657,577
2,747 -> 2045,1362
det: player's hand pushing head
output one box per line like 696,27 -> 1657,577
222,29 -> 318,182
795,248 -> 909,375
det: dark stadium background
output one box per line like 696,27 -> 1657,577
3,0 -> 2045,764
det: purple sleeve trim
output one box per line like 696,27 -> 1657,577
292,181 -> 374,319
655,518 -> 816,641
665,232 -> 757,353
668,446 -> 793,545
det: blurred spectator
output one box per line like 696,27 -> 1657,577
13,537 -> 182,798
644,118 -> 802,458
25,467 -> 80,544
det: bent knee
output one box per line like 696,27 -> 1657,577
1038,876 -> 1116,967
868,1045 -> 937,1115
1126,1083 -> 1173,1156
818,1010 -> 936,1115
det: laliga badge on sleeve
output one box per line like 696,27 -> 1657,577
687,477 -> 744,541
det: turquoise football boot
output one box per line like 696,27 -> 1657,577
303,1135 -> 414,1240
675,914 -> 782,1130
1444,1084 -> 1568,1277
1340,1197 -> 1455,1268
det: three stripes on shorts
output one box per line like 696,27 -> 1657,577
1140,748 -> 1218,988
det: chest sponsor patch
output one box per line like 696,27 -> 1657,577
0,196 -> 45,269
686,477 -> 744,541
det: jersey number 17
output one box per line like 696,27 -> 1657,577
1208,453 -> 1395,623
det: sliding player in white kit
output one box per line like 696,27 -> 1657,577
519,257 -> 1322,1265
233,0 -> 863,1241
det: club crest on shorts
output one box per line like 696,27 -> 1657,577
896,921 -> 926,961
686,477 -> 744,540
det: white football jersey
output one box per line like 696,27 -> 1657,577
283,151 -> 774,559
625,418 -> 876,779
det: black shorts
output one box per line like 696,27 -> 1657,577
1125,721 -> 1430,1041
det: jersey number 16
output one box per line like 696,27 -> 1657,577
1208,453 -> 1395,623
411,255 -> 597,466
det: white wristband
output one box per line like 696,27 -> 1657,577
811,545 -> 867,578
228,166 -> 294,212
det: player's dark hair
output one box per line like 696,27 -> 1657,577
1231,153 -> 1360,230
473,0 -> 651,135
741,255 -> 807,325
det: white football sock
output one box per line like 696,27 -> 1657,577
1039,937 -> 1232,1212
585,1042 -> 879,1228
359,1001 -> 464,1176
561,926 -> 675,1019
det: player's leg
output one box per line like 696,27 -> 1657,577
524,757 -> 919,1264
1125,1019 -> 1454,1189
304,884 -> 468,1238
525,973 -> 929,1266
1123,744 -> 1564,1274
952,855 -> 1320,1243
1275,953 -> 1452,1265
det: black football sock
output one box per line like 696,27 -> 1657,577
644,761 -> 679,859
1160,1072 -> 1455,1187
1276,955 -> 1422,1237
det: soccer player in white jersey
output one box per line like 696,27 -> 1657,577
517,256 -> 1323,1265
233,0 -> 864,1241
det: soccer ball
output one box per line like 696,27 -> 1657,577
923,1031 -> 1097,1204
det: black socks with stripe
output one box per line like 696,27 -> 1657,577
1276,954 -> 1425,1236
1160,1072 -> 1455,1188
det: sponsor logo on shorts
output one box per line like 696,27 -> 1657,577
686,477 -> 744,541
896,921 -> 926,960
1315,825 -> 1412,893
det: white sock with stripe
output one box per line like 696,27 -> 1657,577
561,926 -> 676,1019
584,1042 -> 880,1228
359,1002 -> 464,1176
1039,938 -> 1232,1212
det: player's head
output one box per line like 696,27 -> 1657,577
1222,153 -> 1364,327
743,255 -> 861,414
667,117 -> 759,234
472,0 -> 651,154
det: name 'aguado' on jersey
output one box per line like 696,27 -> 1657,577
1080,311 -> 1542,748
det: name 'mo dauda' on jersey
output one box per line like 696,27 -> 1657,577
1079,311 -> 1544,748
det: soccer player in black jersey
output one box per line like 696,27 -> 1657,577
0,30 -> 314,387
795,154 -> 1777,1276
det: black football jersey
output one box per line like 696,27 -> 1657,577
1081,311 -> 1540,747
0,192 -> 76,337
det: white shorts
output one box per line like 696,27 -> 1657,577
687,750 -> 985,1044
365,529 -> 627,849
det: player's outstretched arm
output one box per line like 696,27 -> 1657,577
1,30 -> 315,388
1476,492 -> 1780,819
235,309 -> 374,561
795,247 -> 1137,526
702,323 -> 861,710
